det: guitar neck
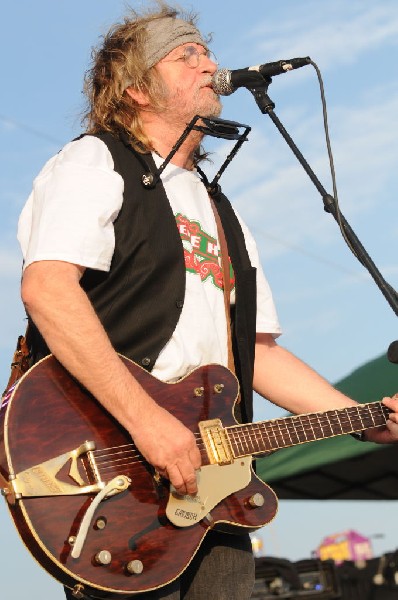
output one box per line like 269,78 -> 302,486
226,401 -> 391,458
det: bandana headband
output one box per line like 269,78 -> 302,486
143,16 -> 208,69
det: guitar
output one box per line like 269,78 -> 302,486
0,355 -> 391,599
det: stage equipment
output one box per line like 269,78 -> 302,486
253,556 -> 340,599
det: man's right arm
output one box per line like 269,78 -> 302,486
21,260 -> 201,495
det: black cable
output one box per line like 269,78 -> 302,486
310,61 -> 398,304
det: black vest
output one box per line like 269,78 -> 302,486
29,132 -> 258,422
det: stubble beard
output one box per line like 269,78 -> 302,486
160,81 -> 222,131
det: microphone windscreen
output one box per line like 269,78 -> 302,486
387,340 -> 398,364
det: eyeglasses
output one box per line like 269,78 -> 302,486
161,45 -> 217,69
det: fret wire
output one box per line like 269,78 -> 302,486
240,425 -> 251,454
235,428 -> 244,456
278,418 -> 293,446
347,409 -> 356,431
311,413 -> 324,438
235,429 -> 246,455
304,414 -> 317,441
355,405 -> 366,429
301,415 -> 312,441
249,424 -> 262,453
228,434 -> 238,457
275,420 -> 289,447
229,423 -> 269,456
368,404 -> 377,427
346,405 -> 365,430
279,422 -> 292,446
260,424 -> 278,450
248,424 -> 264,453
272,420 -> 285,448
245,423 -> 265,453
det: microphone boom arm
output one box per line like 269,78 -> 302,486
248,83 -> 398,318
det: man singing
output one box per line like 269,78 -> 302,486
17,3 -> 398,599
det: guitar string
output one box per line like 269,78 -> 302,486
92,402 -> 387,461
95,419 -> 390,476
92,402 -> 388,462
226,405 -> 388,453
230,404 -> 389,441
236,405 -> 388,436
90,403 -> 389,476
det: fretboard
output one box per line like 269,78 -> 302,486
226,401 -> 391,458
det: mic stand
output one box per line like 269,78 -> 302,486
248,83 -> 398,319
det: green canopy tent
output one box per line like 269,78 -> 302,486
256,354 -> 398,500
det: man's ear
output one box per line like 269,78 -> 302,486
126,87 -> 150,106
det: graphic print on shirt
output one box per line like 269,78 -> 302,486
175,213 -> 235,291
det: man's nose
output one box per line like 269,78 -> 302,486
200,53 -> 218,75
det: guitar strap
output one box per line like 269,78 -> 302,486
2,328 -> 31,396
210,197 -> 237,393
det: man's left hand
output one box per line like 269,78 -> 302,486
365,394 -> 398,444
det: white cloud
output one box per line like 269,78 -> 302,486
0,117 -> 17,132
281,306 -> 342,338
248,2 -> 398,69
277,268 -> 372,304
215,84 -> 398,261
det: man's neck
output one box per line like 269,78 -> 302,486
151,140 -> 197,170
143,115 -> 203,170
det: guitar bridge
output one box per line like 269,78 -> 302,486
199,419 -> 233,465
7,441 -> 104,503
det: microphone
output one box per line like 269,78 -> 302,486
212,56 -> 311,96
387,340 -> 398,364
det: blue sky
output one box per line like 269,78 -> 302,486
1,1 -> 398,597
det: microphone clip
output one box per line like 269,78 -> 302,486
249,85 -> 276,114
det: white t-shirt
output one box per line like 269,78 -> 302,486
18,136 -> 281,381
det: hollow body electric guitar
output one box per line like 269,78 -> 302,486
0,355 -> 391,598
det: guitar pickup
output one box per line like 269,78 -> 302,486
8,441 -> 103,503
199,419 -> 233,465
